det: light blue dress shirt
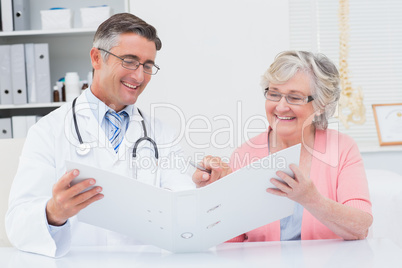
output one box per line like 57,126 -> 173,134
85,88 -> 132,137
280,202 -> 303,240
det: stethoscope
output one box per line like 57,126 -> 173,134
72,97 -> 159,160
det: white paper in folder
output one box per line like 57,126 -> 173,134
67,143 -> 301,252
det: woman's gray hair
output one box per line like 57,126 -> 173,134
261,50 -> 340,130
93,13 -> 162,61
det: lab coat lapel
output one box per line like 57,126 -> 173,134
121,108 -> 161,186
118,108 -> 144,159
74,94 -> 118,160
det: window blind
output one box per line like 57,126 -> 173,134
289,0 -> 402,150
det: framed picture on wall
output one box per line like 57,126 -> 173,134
372,103 -> 402,146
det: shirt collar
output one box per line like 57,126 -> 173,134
85,87 -> 142,123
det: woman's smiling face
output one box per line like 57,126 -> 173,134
265,71 -> 317,141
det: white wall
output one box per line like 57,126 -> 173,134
362,151 -> 402,176
129,0 -> 289,161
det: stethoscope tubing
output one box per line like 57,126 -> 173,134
72,97 -> 158,159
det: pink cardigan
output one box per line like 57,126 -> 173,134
228,129 -> 372,242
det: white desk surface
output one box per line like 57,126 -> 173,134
0,238 -> 400,268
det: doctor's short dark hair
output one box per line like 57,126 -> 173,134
93,13 -> 162,59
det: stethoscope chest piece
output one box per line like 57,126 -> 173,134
76,143 -> 91,156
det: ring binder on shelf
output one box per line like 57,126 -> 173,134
10,44 -> 28,104
0,45 -> 13,105
12,0 -> 30,31
1,0 -> 13,31
34,43 -> 51,103
25,43 -> 52,103
0,118 -> 12,139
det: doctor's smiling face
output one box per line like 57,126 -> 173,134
90,33 -> 157,112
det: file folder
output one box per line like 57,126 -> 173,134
69,144 -> 301,253
11,116 -> 27,138
1,0 -> 13,31
11,115 -> 37,138
34,43 -> 51,103
10,44 -> 27,104
0,118 -> 12,139
12,0 -> 30,31
25,43 -> 36,103
25,43 -> 52,103
0,45 -> 13,105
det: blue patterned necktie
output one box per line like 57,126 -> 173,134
105,109 -> 128,153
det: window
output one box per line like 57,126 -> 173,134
289,0 -> 402,150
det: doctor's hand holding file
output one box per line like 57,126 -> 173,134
6,13 -> 194,258
46,169 -> 103,226
193,51 -> 373,243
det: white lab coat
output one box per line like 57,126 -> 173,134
5,92 -> 195,257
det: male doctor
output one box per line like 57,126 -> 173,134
6,13 -> 194,257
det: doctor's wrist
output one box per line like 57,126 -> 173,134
46,200 -> 68,226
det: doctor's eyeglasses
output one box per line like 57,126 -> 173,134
264,88 -> 314,105
97,48 -> 160,75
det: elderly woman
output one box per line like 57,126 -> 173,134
193,51 -> 373,241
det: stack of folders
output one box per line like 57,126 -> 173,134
0,116 -> 41,139
0,43 -> 51,105
0,42 -> 51,139
1,0 -> 31,32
